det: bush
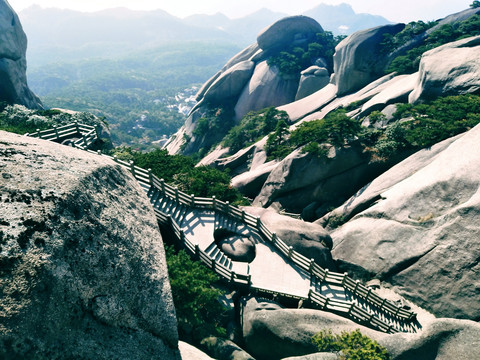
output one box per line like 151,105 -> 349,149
165,246 -> 227,342
312,329 -> 390,360
386,15 -> 480,74
124,148 -> 249,205
223,107 -> 290,153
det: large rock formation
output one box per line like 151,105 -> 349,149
257,15 -> 323,51
0,0 -> 42,108
234,60 -> 299,120
333,23 -> 405,96
330,122 -> 480,320
166,15 -> 325,155
0,132 -> 180,359
242,297 -> 480,360
409,36 -> 480,103
253,143 -> 381,216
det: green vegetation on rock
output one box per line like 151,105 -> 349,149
223,107 -> 290,153
370,94 -> 480,160
312,329 -> 390,360
267,31 -> 346,76
165,246 -> 227,342
385,15 -> 480,74
111,147 -> 249,205
266,109 -> 362,160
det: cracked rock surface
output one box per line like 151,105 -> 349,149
0,132 -> 180,359
330,123 -> 480,320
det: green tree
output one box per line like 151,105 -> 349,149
223,107 -> 290,153
165,246 -> 227,342
470,1 -> 480,8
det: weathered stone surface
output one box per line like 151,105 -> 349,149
278,83 -> 337,122
234,61 -> 300,120
409,36 -> 480,103
241,297 -> 382,360
179,341 -> 214,360
0,132 -> 180,359
201,337 -> 255,360
331,123 -> 480,319
195,44 -> 261,102
257,16 -> 323,51
295,66 -> 330,101
202,60 -> 256,104
243,207 -> 334,269
359,73 -> 417,116
334,23 -> 405,96
383,318 -> 480,360
253,144 -> 376,216
0,0 -> 42,108
242,298 -> 480,360
215,229 -> 256,263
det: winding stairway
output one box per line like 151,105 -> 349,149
26,123 -> 421,334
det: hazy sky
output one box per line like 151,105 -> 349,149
8,0 -> 473,23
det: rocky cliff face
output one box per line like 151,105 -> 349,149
166,6 -> 480,348
0,132 -> 180,359
165,16 -> 328,155
0,0 -> 42,109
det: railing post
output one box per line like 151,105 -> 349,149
256,216 -> 261,229
323,269 -> 329,282
341,272 -> 348,286
82,132 -> 88,148
272,232 -> 277,244
129,160 -> 135,177
288,246 -> 293,258
97,150 -> 101,155
211,257 -> 216,270
179,230 -> 185,243
54,125 -> 59,140
230,271 -> 235,283
353,280 -> 360,294
36,128 -> 41,139
225,201 -> 230,215
247,274 -> 252,287
324,297 -> 329,309
160,179 -> 165,193
212,196 -> 216,210
347,303 -> 354,316
365,288 -> 372,301
194,244 -> 200,260
75,121 -> 79,134
309,258 -> 315,272
148,168 -> 153,185
175,187 -> 179,202
95,124 -> 101,139
113,155 -> 118,163
190,194 -> 195,207
241,210 -> 245,222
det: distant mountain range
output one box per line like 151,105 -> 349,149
19,3 -> 391,67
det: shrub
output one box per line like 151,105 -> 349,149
165,246 -> 227,342
127,148 -> 249,205
223,107 -> 290,153
312,329 -> 390,360
386,15 -> 480,74
290,109 -> 362,148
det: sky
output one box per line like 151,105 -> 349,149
7,0 -> 473,23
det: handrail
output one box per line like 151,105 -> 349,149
26,122 -> 418,334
